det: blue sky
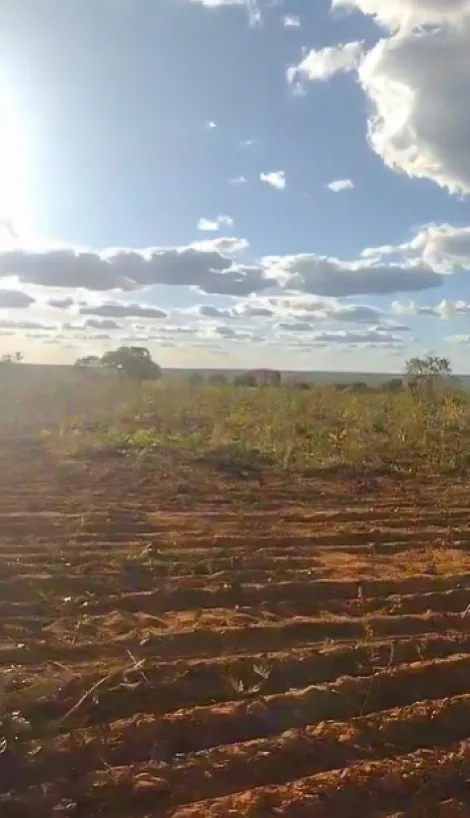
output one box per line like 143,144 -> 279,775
1,0 -> 470,370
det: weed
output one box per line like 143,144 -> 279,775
227,661 -> 273,698
0,712 -> 32,754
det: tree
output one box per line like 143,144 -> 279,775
349,381 -> 370,392
208,372 -> 228,385
234,370 -> 281,387
100,347 -> 162,381
74,355 -> 101,368
405,355 -> 452,396
188,372 -> 204,385
234,372 -> 258,387
383,378 -> 403,391
0,351 -> 23,364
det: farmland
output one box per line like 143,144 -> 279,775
2,369 -> 470,816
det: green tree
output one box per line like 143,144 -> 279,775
188,372 -> 204,385
74,355 -> 101,368
100,346 -> 162,381
405,355 -> 452,396
383,378 -> 403,391
349,381 -> 370,392
208,372 -> 228,385
234,372 -> 258,387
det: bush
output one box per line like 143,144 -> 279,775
208,373 -> 228,385
383,378 -> 403,391
188,373 -> 204,385
349,381 -> 370,392
234,372 -> 258,387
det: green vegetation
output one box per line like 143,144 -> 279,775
105,382 -> 467,475
75,346 -> 162,381
1,354 -> 468,477
233,371 -> 258,387
405,355 -> 453,395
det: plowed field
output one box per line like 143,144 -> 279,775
2,436 -> 470,817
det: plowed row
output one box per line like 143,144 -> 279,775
2,438 -> 470,816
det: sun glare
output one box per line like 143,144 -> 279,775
0,79 -> 32,239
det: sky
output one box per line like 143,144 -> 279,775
1,0 -> 470,371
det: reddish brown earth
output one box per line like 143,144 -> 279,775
2,437 -> 470,817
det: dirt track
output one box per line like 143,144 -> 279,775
2,438 -> 470,816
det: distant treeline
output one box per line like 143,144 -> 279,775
186,371 -> 405,391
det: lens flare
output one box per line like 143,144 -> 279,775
0,78 -> 32,238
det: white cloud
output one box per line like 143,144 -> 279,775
331,0 -> 470,33
211,324 -> 261,341
259,294 -> 384,323
287,41 -> 364,85
261,295 -> 331,314
191,236 -> 248,254
0,240 -> 265,296
84,318 -> 123,330
358,21 -> 470,195
283,15 -> 301,27
291,5 -> 470,195
327,178 -> 355,192
260,170 -> 286,190
79,303 -> 167,319
393,298 -> 470,318
0,289 -> 35,308
81,332 -> 112,341
393,301 -> 436,317
407,224 -> 470,273
197,215 -> 234,232
327,1 -> 470,197
263,253 -> 442,297
330,304 -> 382,322
309,327 -> 405,345
47,296 -> 75,310
192,305 -> 234,319
198,219 -> 219,232
364,223 -> 470,273
278,321 -> 315,332
447,334 -> 470,345
381,320 -> 410,332
191,0 -> 261,25
233,302 -> 274,318
204,120 -> 217,129
0,319 -> 53,331
25,331 -> 53,340
2,217 -> 464,310
230,176 -> 248,185
275,322 -> 406,347
191,302 -> 275,320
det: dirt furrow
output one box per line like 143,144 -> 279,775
5,633 -> 470,727
3,739 -> 470,818
8,652 -> 467,759
168,741 -> 470,818
2,609 -> 469,667
6,692 -> 470,799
